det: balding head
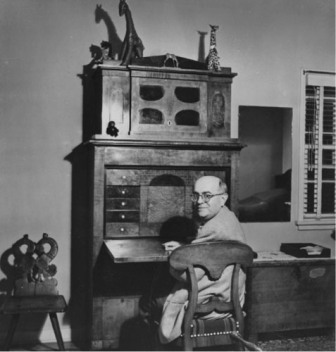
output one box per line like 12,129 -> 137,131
193,176 -> 228,221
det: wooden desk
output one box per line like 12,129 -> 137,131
99,239 -> 335,348
104,238 -> 169,263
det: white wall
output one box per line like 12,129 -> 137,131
0,0 -> 335,344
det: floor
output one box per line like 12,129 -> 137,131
8,330 -> 335,351
257,330 -> 335,351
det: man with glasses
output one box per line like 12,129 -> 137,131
157,175 -> 246,344
163,175 -> 245,252
132,176 -> 246,349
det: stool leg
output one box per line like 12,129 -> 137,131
3,314 -> 20,351
49,313 -> 65,351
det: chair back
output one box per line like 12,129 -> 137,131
11,233 -> 60,296
169,240 -> 254,350
170,240 -> 253,279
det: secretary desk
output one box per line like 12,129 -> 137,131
83,56 -> 244,349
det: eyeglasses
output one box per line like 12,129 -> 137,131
191,192 -> 225,204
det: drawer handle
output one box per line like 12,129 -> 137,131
121,190 -> 126,195
120,227 -> 125,232
121,201 -> 127,207
121,214 -> 125,219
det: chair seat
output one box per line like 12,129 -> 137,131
1,295 -> 67,315
176,315 -> 238,348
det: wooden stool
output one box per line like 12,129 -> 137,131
1,295 -> 67,350
0,234 -> 67,351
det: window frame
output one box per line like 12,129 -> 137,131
297,70 -> 336,230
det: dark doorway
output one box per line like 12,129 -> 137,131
238,106 -> 292,222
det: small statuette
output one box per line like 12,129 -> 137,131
206,24 -> 222,72
106,121 -> 119,137
163,53 -> 179,68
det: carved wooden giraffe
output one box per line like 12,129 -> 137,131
119,0 -> 144,66
207,25 -> 221,72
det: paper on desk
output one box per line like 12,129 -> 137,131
300,245 -> 323,255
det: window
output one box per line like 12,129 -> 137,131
297,70 -> 335,230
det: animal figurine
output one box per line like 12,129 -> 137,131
206,25 -> 222,72
119,0 -> 145,66
106,121 -> 119,137
90,44 -> 103,63
163,53 -> 179,68
100,40 -> 113,60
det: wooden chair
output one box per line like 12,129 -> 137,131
0,234 -> 67,351
168,240 -> 261,351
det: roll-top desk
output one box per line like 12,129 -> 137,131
84,58 -> 244,349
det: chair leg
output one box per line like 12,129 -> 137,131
49,313 -> 65,351
3,314 -> 20,351
229,332 -> 262,351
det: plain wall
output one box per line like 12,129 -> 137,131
0,0 -> 335,344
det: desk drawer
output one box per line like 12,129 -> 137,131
105,223 -> 140,237
106,211 -> 140,222
106,186 -> 140,198
106,198 -> 140,210
106,170 -> 140,185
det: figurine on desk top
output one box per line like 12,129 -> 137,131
206,24 -> 222,72
89,41 -> 113,64
100,40 -> 113,61
106,121 -> 119,137
119,0 -> 145,66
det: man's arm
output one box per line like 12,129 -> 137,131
169,265 -> 206,283
164,243 -> 206,283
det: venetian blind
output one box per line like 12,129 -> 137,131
298,71 -> 335,229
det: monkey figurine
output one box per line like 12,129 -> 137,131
106,121 -> 119,137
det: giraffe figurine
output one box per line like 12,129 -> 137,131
119,0 -> 145,66
206,25 -> 222,72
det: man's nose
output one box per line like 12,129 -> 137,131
197,195 -> 205,204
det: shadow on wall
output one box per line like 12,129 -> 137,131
64,144 -> 91,349
95,4 -> 122,60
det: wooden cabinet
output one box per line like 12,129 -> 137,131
84,58 -> 243,349
245,254 -> 335,342
91,61 -> 236,140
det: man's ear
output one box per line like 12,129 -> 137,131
221,193 -> 228,206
